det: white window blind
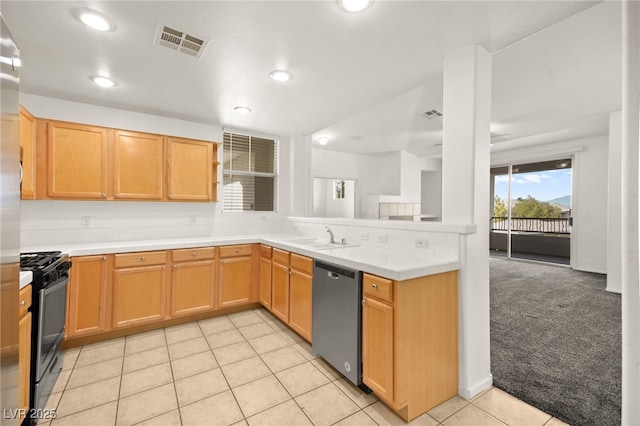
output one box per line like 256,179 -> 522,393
223,131 -> 278,212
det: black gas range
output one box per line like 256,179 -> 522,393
19,251 -> 71,425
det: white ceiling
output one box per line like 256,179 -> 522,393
2,1 -> 618,157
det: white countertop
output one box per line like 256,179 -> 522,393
22,233 -> 459,281
20,271 -> 33,290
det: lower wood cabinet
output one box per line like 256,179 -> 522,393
66,255 -> 111,338
288,254 -> 312,341
18,285 -> 32,423
218,245 -> 254,309
271,248 -> 290,323
362,271 -> 459,422
258,245 -> 272,309
112,251 -> 169,329
170,248 -> 216,317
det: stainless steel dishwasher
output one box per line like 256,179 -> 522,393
312,260 -> 366,388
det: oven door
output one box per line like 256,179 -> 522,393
36,275 -> 67,379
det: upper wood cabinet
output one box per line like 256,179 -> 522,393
46,121 -> 109,199
19,106 -> 36,199
34,117 -> 218,202
113,130 -> 164,200
166,137 -> 217,202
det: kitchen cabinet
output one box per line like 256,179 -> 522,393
166,137 -> 218,201
218,245 -> 253,308
18,285 -> 32,423
361,270 -> 459,422
288,253 -> 312,342
112,251 -> 169,329
67,255 -> 112,338
19,106 -> 36,199
46,120 -> 109,199
39,118 -> 219,202
271,248 -> 290,323
258,245 -> 272,309
113,130 -> 164,200
170,247 -> 216,317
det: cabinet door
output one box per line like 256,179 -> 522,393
289,270 -> 312,342
171,260 -> 216,317
166,137 -> 214,201
259,257 -> 272,309
218,256 -> 252,308
67,255 -> 111,338
112,265 -> 168,328
47,121 -> 109,199
271,263 -> 290,323
18,311 -> 31,421
363,296 -> 394,403
19,106 -> 36,199
113,130 -> 163,200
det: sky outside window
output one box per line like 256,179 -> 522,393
494,168 -> 572,204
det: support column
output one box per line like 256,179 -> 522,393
607,111 -> 622,294
621,1 -> 640,424
441,45 -> 493,398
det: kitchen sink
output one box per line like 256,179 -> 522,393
288,238 -> 359,250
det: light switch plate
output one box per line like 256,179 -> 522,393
81,216 -> 91,229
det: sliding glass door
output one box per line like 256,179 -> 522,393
490,159 -> 572,265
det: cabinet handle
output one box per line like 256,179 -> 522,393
234,248 -> 239,253
101,256 -> 106,261
371,283 -> 377,289
114,193 -> 120,198
101,192 -> 106,198
192,252 -> 197,257
173,264 -> 177,269
162,265 -> 166,270
19,300 -> 25,307
140,256 -> 145,261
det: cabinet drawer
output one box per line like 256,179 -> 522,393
290,253 -> 312,275
272,248 -> 290,265
19,285 -> 31,318
219,244 -> 253,258
259,244 -> 272,259
114,251 -> 168,268
172,247 -> 215,262
363,273 -> 393,303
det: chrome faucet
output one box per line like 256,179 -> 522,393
325,226 -> 335,244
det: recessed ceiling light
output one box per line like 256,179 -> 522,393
234,106 -> 252,114
351,136 -> 362,140
318,137 -> 329,146
79,10 -> 116,32
337,0 -> 373,13
269,70 -> 292,82
89,75 -> 117,88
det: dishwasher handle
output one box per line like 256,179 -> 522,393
327,271 -> 340,280
314,260 -> 357,279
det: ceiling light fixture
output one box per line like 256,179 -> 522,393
318,137 -> 329,146
79,10 -> 116,32
234,106 -> 252,114
89,75 -> 117,88
269,70 -> 292,82
338,0 -> 373,13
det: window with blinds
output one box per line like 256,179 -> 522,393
223,131 -> 278,212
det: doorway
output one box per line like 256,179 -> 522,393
490,159 -> 572,265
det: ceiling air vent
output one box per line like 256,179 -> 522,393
422,109 -> 443,120
156,24 -> 208,59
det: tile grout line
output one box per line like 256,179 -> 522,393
113,338 -> 125,426
161,326 -> 183,426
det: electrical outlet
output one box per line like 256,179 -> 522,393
81,216 -> 91,229
378,234 -> 388,243
361,232 -> 369,241
415,238 -> 429,249
189,215 -> 197,225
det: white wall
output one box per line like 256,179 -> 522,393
607,111 -> 622,293
491,134 -> 609,274
19,95 -> 286,248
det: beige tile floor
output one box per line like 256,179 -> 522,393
40,308 -> 570,426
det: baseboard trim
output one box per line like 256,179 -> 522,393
459,374 -> 493,400
606,286 -> 622,294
